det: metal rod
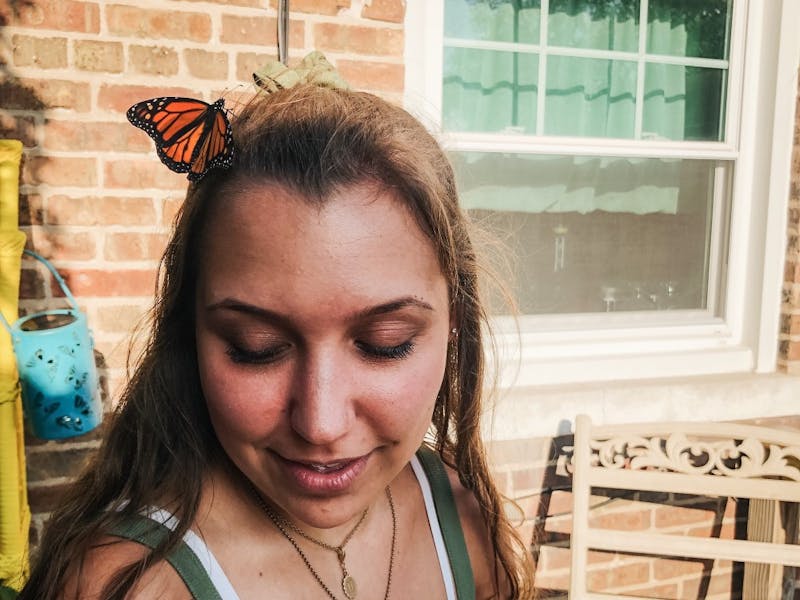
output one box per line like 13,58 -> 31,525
278,0 -> 289,65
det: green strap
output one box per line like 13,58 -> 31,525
108,515 -> 223,600
416,447 -> 476,600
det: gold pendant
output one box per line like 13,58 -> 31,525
342,574 -> 357,600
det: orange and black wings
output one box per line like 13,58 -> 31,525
126,97 -> 234,182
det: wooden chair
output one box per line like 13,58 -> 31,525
569,414 -> 800,599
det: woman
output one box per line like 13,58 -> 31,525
20,82 -> 535,599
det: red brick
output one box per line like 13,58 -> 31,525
654,504 -> 715,530
19,268 -> 45,299
57,268 -> 157,297
587,559 -> 650,591
625,582 -> 680,599
689,519 -> 736,540
184,49 -> 228,80
547,489 -> 574,516
362,0 -> 405,23
183,0 -> 261,5
107,5 -> 211,42
129,45 -> 179,76
19,194 -> 44,226
652,556 -> 706,581
336,60 -> 404,93
47,196 -> 157,227
94,304 -> 148,333
43,120 -> 151,153
26,446 -> 97,482
97,84 -> 195,113
73,40 -> 124,73
103,159 -> 188,191
510,466 -> 546,493
5,79 -> 91,112
27,483 -> 71,513
531,571 -> 569,594
591,507 -> 651,531
221,15 -> 304,47
539,544 -> 570,571
0,112 -> 37,148
12,34 -> 68,69
11,0 -> 100,33
787,340 -> 800,360
26,229 -> 97,261
313,23 -> 403,56
162,197 -> 184,224
269,0 -> 350,14
790,314 -> 800,335
23,156 -> 96,187
104,232 -> 169,261
236,52 -> 275,83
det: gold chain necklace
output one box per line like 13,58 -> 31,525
250,485 -> 396,600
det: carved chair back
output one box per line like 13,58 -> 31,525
569,414 -> 800,599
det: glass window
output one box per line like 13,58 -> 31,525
451,152 -> 724,314
443,0 -> 732,141
442,0 -> 734,316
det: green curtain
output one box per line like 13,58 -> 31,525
442,0 -> 730,214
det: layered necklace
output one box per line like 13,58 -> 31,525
250,485 -> 396,600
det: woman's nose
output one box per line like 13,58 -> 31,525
289,349 -> 355,446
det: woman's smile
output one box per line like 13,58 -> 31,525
273,450 -> 372,494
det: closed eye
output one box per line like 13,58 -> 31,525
355,340 -> 415,360
226,343 -> 290,365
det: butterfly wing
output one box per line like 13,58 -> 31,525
126,97 -> 234,182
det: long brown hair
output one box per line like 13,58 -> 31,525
21,84 -> 535,599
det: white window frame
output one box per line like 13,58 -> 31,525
404,0 -> 800,387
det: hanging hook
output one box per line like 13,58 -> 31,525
278,0 -> 289,65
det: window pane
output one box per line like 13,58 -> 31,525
643,64 -> 726,141
545,56 -> 636,138
444,0 -> 541,44
450,152 -> 725,315
647,0 -> 731,60
548,0 -> 639,52
443,47 -> 538,133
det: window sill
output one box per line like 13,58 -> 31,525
484,371 -> 800,441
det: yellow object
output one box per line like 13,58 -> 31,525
0,139 -> 30,590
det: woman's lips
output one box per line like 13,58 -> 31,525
275,452 -> 370,494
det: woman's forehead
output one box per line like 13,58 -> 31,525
195,180 -> 449,315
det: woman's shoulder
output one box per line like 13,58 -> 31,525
441,459 -> 511,600
62,534 -> 192,600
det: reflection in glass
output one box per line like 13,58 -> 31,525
444,0 -> 541,44
548,0 -> 639,52
450,152 -> 726,315
647,0 -> 731,59
443,48 -> 538,134
643,64 -> 726,141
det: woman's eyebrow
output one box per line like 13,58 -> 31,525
355,297 -> 434,320
204,296 -> 434,325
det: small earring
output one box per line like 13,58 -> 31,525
451,327 -> 458,336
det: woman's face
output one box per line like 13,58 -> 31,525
195,180 -> 452,529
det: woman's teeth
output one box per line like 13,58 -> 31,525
309,462 -> 347,473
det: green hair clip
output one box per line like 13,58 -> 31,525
253,51 -> 351,93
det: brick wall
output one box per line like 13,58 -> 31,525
779,77 -> 800,374
1,0 -> 405,546
3,1 -> 800,597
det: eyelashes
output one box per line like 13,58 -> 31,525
356,340 -> 415,360
225,343 -> 289,365
226,339 -> 416,365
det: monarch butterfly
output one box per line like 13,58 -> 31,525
126,96 -> 235,182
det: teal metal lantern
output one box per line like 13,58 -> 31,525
0,250 -> 102,440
